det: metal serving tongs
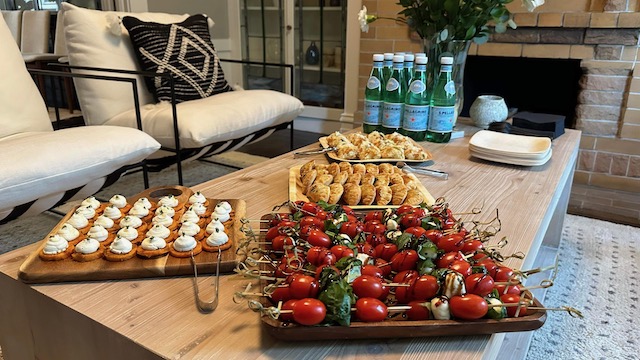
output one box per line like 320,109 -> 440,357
396,161 -> 449,180
293,146 -> 337,157
190,248 -> 221,313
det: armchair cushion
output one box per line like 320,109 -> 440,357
121,14 -> 232,103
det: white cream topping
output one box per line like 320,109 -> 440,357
119,215 -> 143,229
109,194 -> 128,209
212,207 -> 230,223
173,234 -> 197,252
158,195 -> 178,208
134,197 -> 153,209
68,212 -> 89,229
94,215 -> 115,229
109,237 -> 133,254
152,213 -> 174,227
189,192 -> 207,204
57,223 -> 80,242
179,221 -> 201,237
42,234 -> 69,255
205,227 -> 229,247
146,224 -> 171,239
215,201 -> 232,213
128,203 -> 150,218
103,205 -> 123,220
87,225 -> 109,242
81,196 -> 101,209
206,219 -> 224,234
76,205 -> 96,219
181,210 -> 200,224
116,226 -> 138,241
141,236 -> 167,251
189,203 -> 207,216
155,205 -> 175,218
75,238 -> 100,254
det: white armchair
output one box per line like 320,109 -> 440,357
0,16 -> 161,224
60,4 -> 304,184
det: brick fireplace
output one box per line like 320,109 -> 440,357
359,0 -> 640,193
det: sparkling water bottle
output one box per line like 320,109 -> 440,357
403,53 -> 415,90
426,56 -> 456,143
381,52 -> 394,86
401,56 -> 429,141
363,53 -> 384,134
381,55 -> 406,134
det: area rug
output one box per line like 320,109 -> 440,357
0,151 -> 266,255
526,214 -> 640,360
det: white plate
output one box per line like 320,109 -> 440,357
470,148 -> 552,166
469,130 -> 551,156
469,143 -> 551,160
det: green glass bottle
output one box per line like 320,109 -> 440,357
403,53 -> 415,90
381,55 -> 406,134
426,56 -> 456,143
363,54 -> 384,134
400,56 -> 429,141
381,52 -> 394,87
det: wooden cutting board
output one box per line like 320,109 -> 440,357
18,185 -> 245,284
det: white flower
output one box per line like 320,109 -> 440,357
106,14 -> 122,36
522,0 -> 544,12
358,5 -> 369,33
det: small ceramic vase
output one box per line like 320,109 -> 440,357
305,41 -> 320,65
469,95 -> 508,129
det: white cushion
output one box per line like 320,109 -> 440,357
0,126 -> 160,213
0,15 -> 51,138
105,89 -> 304,148
61,3 -> 214,126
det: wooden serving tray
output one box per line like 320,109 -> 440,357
257,213 -> 546,341
319,136 -> 433,164
18,186 -> 245,284
289,165 -> 436,209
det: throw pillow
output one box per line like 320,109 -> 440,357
122,14 -> 232,103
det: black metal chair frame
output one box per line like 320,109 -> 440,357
53,59 -> 297,186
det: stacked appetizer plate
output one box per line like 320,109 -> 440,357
469,130 -> 552,166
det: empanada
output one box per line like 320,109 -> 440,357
361,173 -> 375,186
328,163 -> 341,177
333,171 -> 349,185
338,161 -> 353,174
364,163 -> 379,175
300,160 -> 315,178
404,189 -> 424,205
352,164 -> 366,175
380,145 -> 405,159
326,131 -> 349,147
378,163 -> 394,174
346,172 -> 362,185
390,183 -> 408,205
374,173 -> 390,187
342,183 -> 362,206
375,185 -> 392,205
308,183 -> 330,203
360,184 -> 376,205
336,143 -> 358,160
328,183 -> 344,204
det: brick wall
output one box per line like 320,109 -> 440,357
359,0 -> 640,192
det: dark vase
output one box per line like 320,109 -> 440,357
305,41 -> 320,65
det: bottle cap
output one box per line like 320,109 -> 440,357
415,52 -> 426,58
383,53 -> 394,60
441,56 -> 454,65
373,54 -> 384,61
393,55 -> 404,63
395,52 -> 405,56
404,54 -> 415,61
415,56 -> 428,65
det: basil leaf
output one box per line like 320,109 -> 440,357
318,279 -> 354,326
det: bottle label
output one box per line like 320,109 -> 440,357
367,76 -> 381,89
386,78 -> 400,92
415,64 -> 426,71
445,80 -> 456,95
403,105 -> 429,131
409,80 -> 426,94
363,100 -> 383,125
382,102 -> 403,128
428,106 -> 455,133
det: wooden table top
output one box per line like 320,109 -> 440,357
0,128 -> 581,360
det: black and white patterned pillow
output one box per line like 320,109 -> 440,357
122,14 -> 232,103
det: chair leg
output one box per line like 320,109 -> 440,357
289,121 -> 294,151
63,76 -> 75,113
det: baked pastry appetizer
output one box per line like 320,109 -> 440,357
116,226 -> 143,245
102,204 -> 124,221
86,224 -> 116,246
146,223 -> 176,243
202,223 -> 232,252
109,194 -> 131,214
324,130 -> 430,161
80,196 -> 104,214
119,215 -> 148,234
360,183 -> 376,205
179,221 -> 206,241
375,185 -> 392,205
336,143 -> 358,160
390,183 -> 408,205
71,238 -> 104,262
39,234 -> 74,261
128,203 -> 153,223
137,236 -> 170,258
104,237 -> 137,262
152,211 -> 178,231
327,183 -> 344,205
326,131 -> 349,147
342,183 -> 362,206
169,234 -> 202,258
67,211 -> 92,234
56,223 -> 83,246
94,215 -> 117,233
75,204 -> 98,220
307,183 -> 330,203
188,191 -> 209,207
405,189 -> 425,206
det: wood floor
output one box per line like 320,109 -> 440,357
241,128 -> 640,228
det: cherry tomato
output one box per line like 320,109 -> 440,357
461,239 -> 483,254
405,226 -> 427,238
306,229 -> 332,248
374,258 -> 392,277
288,275 -> 320,299
400,213 -> 422,229
330,245 -> 354,260
425,229 -> 443,243
315,209 -> 330,221
436,251 -> 464,269
448,260 -> 472,277
361,264 -> 384,279
437,233 -> 465,252
299,216 -> 324,231
396,204 -> 415,216
492,266 -> 515,282
393,269 -> 419,284
365,232 -> 387,247
464,273 -> 495,297
356,242 -> 376,257
364,210 -> 383,222
390,249 -> 419,272
495,284 -> 521,296
306,246 -> 336,267
476,258 -> 497,275
364,220 -> 386,234
406,300 -> 431,320
374,243 -> 398,261
341,205 -> 356,217
352,275 -> 385,299
500,294 -> 529,317
280,299 -> 298,322
411,207 -> 427,218
277,220 -> 297,229
410,275 -> 439,301
265,226 -> 285,241
340,221 -> 363,239
314,264 -> 339,281
449,294 -> 488,320
300,202 -> 321,216
355,298 -> 388,322
269,286 -> 291,304
292,298 -> 326,325
271,235 -> 294,251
